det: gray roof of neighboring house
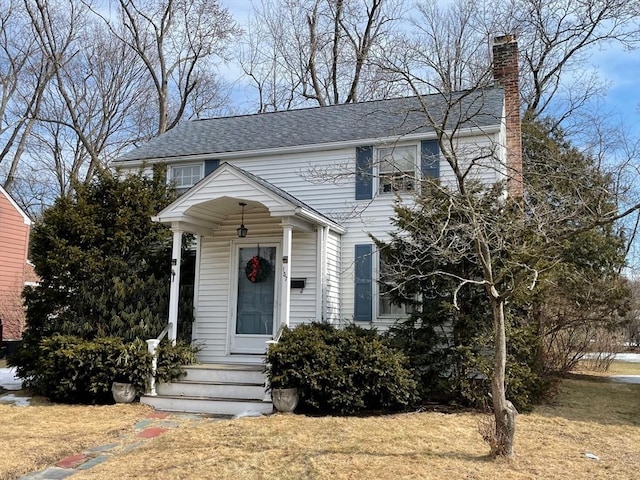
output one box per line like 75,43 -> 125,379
117,87 -> 504,162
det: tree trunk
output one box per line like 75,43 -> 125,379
490,296 -> 518,456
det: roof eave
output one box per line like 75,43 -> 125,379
113,123 -> 501,168
295,207 -> 345,234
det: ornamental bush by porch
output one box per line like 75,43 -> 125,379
265,322 -> 418,415
13,334 -> 197,404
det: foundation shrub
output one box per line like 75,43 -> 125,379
22,335 -> 196,404
265,322 -> 417,415
32,335 -> 150,403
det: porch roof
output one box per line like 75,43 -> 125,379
153,162 -> 344,235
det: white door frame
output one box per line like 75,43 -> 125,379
227,237 -> 281,354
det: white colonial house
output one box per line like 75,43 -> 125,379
114,36 -> 522,415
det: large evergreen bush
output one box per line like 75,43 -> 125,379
10,166 -> 197,399
385,287 -> 547,412
266,323 -> 417,415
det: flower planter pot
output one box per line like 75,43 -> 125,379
112,382 -> 136,403
271,387 -> 299,413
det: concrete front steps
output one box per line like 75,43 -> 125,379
141,364 -> 273,416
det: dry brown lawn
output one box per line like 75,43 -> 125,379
0,374 -> 637,480
0,399 -> 151,480
67,378 -> 640,480
576,359 -> 640,376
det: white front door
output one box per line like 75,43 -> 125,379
230,243 -> 279,354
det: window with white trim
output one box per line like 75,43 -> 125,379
378,145 -> 417,194
378,256 -> 413,317
170,164 -> 203,189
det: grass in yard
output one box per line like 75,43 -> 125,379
0,359 -> 6,368
575,359 -> 640,376
0,400 -> 151,480
70,377 -> 640,480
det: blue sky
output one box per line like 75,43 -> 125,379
589,46 -> 640,134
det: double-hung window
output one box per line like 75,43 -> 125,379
378,256 -> 412,317
378,145 -> 417,194
354,141 -> 439,201
170,164 -> 203,191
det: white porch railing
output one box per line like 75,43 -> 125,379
146,323 -> 171,397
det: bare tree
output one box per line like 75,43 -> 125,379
97,0 -> 241,136
0,0 -> 54,193
405,0 -> 640,129
505,0 -> 640,127
372,0 -> 640,457
24,0 -> 151,195
2,0 -> 242,211
241,0 -> 407,111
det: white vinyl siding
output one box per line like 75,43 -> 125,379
164,129 -> 503,343
288,232 -> 318,328
225,134 -> 502,330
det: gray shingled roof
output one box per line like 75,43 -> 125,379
117,87 -> 504,162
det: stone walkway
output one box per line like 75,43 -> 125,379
17,412 -> 207,480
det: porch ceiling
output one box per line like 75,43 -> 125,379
185,197 -> 264,225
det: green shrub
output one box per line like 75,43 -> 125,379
155,340 -> 199,383
19,335 -> 197,404
265,323 -> 417,415
386,311 -> 548,412
30,335 -> 150,403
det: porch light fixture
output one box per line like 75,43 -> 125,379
237,202 -> 248,238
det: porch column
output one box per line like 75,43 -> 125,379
168,227 -> 183,344
280,222 -> 293,330
316,226 -> 328,322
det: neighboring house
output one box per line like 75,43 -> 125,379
0,185 -> 32,342
114,36 -> 522,414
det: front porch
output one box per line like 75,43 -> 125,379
155,163 -> 343,365
144,164 -> 343,414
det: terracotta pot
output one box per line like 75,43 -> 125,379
112,381 -> 136,403
271,387 -> 299,413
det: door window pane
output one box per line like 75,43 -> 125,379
236,246 -> 276,335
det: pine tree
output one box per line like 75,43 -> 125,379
12,165 -> 181,382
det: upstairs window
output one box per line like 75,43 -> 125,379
170,164 -> 203,190
378,145 -> 417,194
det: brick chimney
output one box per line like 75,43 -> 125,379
493,35 -> 523,198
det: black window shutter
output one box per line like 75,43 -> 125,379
204,159 -> 220,177
354,244 -> 373,322
421,140 -> 440,178
355,146 -> 373,200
